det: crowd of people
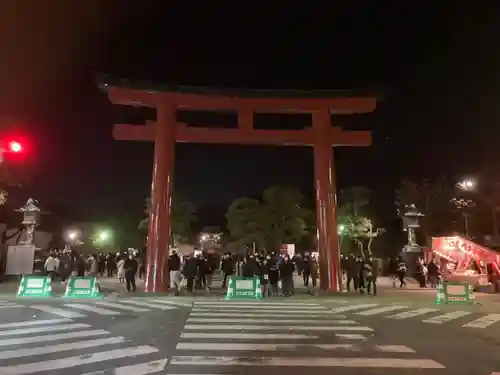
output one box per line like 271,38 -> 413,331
41,247 -> 454,296
341,252 -> 383,295
41,248 -> 142,292
168,250 -> 320,297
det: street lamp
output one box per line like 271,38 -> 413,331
457,178 -> 476,192
454,178 -> 479,238
93,229 -> 112,247
337,224 -> 345,235
65,228 -> 82,244
99,230 -> 111,242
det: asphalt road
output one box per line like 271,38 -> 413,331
2,296 -> 499,375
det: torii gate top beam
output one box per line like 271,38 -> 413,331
101,79 -> 377,147
103,80 -> 377,113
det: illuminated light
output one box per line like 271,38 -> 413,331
8,141 -> 22,153
457,178 -> 477,191
433,249 -> 454,262
99,230 -> 111,241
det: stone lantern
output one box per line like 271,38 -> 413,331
403,204 -> 424,246
402,204 -> 425,274
16,198 -> 42,246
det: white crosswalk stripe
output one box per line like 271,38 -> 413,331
189,311 -> 345,318
0,319 -> 167,374
324,302 -> 500,330
422,311 -> 473,324
28,297 -> 191,319
185,324 -> 373,332
192,307 -> 332,314
64,303 -> 122,316
386,308 -> 438,320
90,300 -> 151,312
187,317 -> 359,324
330,303 -> 379,313
169,356 -> 444,368
167,301 -> 445,372
119,299 -> 179,310
355,305 -> 408,316
0,302 -> 19,309
462,313 -> 500,329
147,299 -> 193,308
30,305 -> 87,318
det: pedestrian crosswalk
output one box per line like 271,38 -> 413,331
0,300 -> 21,309
29,298 -> 192,319
325,302 -> 500,329
166,301 -> 445,372
0,318 -> 167,374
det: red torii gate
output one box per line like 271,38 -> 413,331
104,81 -> 377,293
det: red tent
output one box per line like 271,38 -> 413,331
430,236 -> 500,283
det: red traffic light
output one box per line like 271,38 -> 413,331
8,141 -> 22,153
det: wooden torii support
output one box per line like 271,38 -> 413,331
103,80 -> 377,293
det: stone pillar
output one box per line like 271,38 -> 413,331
145,105 -> 176,293
312,110 -> 341,292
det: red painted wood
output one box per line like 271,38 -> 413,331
112,123 -> 371,147
144,105 -> 175,293
107,87 -> 376,114
313,111 -> 341,292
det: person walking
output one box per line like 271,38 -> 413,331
123,255 -> 138,292
169,250 -> 181,295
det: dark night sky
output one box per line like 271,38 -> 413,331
1,2 -> 500,241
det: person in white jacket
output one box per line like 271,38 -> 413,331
44,254 -> 59,281
117,258 -> 125,283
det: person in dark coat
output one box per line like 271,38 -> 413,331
302,252 -> 311,286
195,254 -> 207,289
258,258 -> 270,297
168,250 -> 182,293
106,253 -> 116,277
123,255 -> 138,292
427,258 -> 439,288
396,257 -> 407,288
183,254 -> 199,293
242,256 -> 257,278
221,253 -> 235,289
357,256 -> 365,293
345,253 -> 359,292
309,255 -> 319,288
365,257 -> 380,296
279,255 -> 294,296
267,255 -> 280,296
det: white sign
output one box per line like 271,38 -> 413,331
236,280 -> 253,290
74,279 -> 92,289
447,285 -> 466,295
26,279 -> 44,288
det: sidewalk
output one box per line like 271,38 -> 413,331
0,275 -> 144,299
3,274 -> 500,310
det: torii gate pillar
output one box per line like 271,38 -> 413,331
104,82 -> 377,293
313,110 -> 340,291
145,105 -> 176,293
